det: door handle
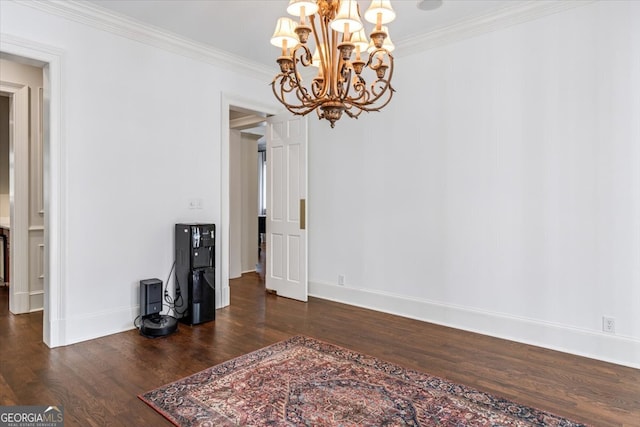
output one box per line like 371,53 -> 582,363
300,199 -> 306,230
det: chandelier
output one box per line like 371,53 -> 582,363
271,0 -> 396,128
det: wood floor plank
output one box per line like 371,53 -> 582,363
0,279 -> 638,426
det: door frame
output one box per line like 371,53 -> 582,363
1,35 -> 65,347
220,93 -> 279,306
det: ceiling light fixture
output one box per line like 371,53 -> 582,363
271,0 -> 396,128
417,0 -> 443,11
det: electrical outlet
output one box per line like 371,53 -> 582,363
602,316 -> 615,333
188,198 -> 203,209
338,275 -> 345,286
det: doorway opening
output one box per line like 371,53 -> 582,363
0,57 -> 45,317
228,107 -> 267,283
0,39 -> 63,347
220,94 -> 279,307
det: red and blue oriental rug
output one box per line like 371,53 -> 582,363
139,335 -> 588,426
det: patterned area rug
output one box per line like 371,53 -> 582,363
139,336 -> 588,426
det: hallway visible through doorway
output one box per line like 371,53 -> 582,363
228,106 -> 267,284
0,57 -> 45,316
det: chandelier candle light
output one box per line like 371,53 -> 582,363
271,0 -> 396,127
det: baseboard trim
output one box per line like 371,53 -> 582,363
63,305 -> 140,346
9,291 -> 30,314
60,282 -> 230,346
59,287 -> 229,345
309,281 -> 640,369
219,284 -> 230,308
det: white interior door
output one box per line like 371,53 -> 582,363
266,113 -> 308,301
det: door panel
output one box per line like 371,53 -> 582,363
266,113 -> 307,302
271,146 -> 284,221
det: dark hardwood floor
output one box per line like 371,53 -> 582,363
0,277 -> 638,426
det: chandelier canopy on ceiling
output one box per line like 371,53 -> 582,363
271,0 -> 396,128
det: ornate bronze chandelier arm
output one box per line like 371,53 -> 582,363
351,50 -> 394,107
271,75 -> 323,117
342,103 -> 365,119
277,94 -> 321,117
331,30 -> 341,98
369,49 -> 395,86
349,84 -> 395,113
337,61 -> 353,101
292,43 -> 313,67
311,11 -> 331,100
290,44 -> 314,103
311,78 -> 324,98
348,75 -> 370,104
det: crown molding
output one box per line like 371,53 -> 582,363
13,0 -> 274,81
395,0 -> 598,58
12,0 -> 597,79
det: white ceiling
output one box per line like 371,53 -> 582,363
83,0 -> 530,68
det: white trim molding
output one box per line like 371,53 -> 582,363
395,0 -> 597,57
310,280 -> 640,369
0,33 -> 66,348
220,93 -> 280,309
15,0 -> 273,81
13,0 -> 596,82
64,305 -> 140,346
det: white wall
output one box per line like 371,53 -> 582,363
308,0 -> 640,368
0,1 -> 275,345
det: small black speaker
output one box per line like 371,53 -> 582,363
140,278 -> 162,318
